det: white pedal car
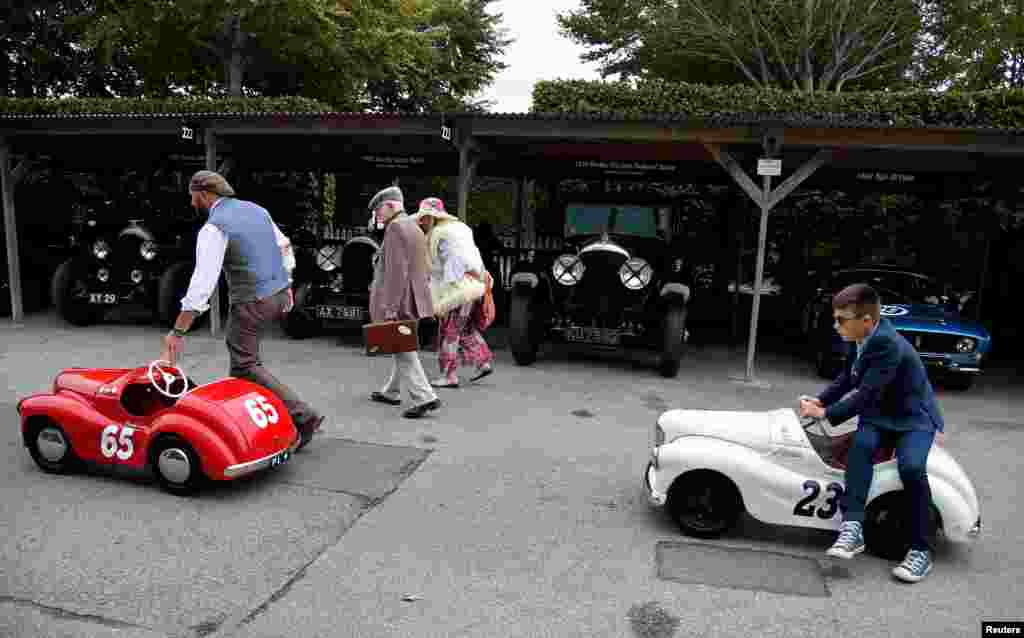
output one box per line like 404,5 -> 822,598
644,408 -> 981,559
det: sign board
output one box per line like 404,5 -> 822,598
441,125 -> 452,141
757,158 -> 782,177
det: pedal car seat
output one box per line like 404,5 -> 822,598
828,431 -> 896,471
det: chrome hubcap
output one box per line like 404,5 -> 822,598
37,427 -> 68,463
157,448 -> 191,485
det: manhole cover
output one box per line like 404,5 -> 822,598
656,541 -> 829,597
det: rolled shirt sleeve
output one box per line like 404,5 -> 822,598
271,220 -> 296,277
180,223 -> 228,314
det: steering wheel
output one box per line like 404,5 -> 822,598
148,360 -> 189,399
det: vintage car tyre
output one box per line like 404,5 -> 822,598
666,469 -> 743,539
52,258 -> 103,326
158,262 -> 228,329
26,419 -> 80,474
658,305 -> 687,378
282,283 -> 316,339
150,434 -> 206,496
508,289 -> 538,366
863,491 -> 942,560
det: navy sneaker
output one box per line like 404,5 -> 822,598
826,521 -> 865,559
893,549 -> 933,583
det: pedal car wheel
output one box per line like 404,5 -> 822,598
659,305 -> 687,378
509,290 -> 538,366
667,470 -> 742,538
864,491 -> 942,560
27,420 -> 79,474
151,435 -> 205,496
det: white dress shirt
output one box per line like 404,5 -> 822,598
179,198 -> 295,313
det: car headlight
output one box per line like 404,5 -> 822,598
316,246 -> 342,272
552,254 -> 584,286
140,241 -> 158,261
619,257 -> 653,290
956,337 -> 977,353
93,240 -> 110,260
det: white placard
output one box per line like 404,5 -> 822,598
757,158 -> 782,176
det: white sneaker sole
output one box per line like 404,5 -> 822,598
826,544 -> 865,560
893,563 -> 932,582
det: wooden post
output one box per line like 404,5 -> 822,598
704,143 -> 833,385
1,139 -> 24,322
456,137 -> 478,223
512,176 -> 523,250
205,129 -> 222,337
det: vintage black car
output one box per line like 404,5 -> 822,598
50,215 -> 223,327
282,229 -> 380,338
507,202 -> 691,377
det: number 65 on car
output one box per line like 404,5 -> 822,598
16,360 -> 299,495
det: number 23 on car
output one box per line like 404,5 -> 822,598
16,360 -> 299,495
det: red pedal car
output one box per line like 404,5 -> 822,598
17,360 -> 299,495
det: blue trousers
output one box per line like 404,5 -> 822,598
842,423 -> 936,551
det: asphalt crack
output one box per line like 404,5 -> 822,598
0,594 -> 188,637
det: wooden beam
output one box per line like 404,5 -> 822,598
0,139 -> 24,322
765,149 -> 834,210
703,142 -> 764,207
456,137 -> 479,222
205,129 -> 222,337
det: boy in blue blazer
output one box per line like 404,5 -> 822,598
800,283 -> 945,582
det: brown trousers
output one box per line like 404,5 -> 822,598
225,288 -> 320,430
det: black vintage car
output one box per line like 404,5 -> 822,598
50,215 -> 224,327
282,228 -> 380,338
507,202 -> 691,377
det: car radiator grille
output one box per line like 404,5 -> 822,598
898,330 -> 960,354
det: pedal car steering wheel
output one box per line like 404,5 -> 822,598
148,360 -> 189,399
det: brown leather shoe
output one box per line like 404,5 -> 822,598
296,415 -> 325,451
371,392 -> 401,406
403,399 -> 441,419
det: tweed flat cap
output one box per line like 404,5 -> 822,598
367,185 -> 404,212
189,170 -> 236,197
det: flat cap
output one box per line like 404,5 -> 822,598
189,170 -> 235,197
367,185 -> 404,212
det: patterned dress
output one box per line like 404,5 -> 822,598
435,237 -> 493,380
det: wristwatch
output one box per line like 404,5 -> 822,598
168,328 -> 187,338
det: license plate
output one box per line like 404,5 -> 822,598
269,450 -> 291,468
314,305 -> 366,320
566,326 -> 620,345
88,293 -> 117,305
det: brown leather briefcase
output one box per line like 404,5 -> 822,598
363,319 -> 419,356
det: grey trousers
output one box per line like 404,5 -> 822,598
226,288 -> 321,430
378,350 -> 436,406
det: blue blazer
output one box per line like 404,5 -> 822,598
818,318 -> 945,433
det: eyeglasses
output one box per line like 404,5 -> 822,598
833,314 -> 864,325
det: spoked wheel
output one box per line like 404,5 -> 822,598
667,470 -> 743,538
509,290 -> 538,366
150,435 -> 205,496
864,491 -> 942,560
26,420 -> 79,474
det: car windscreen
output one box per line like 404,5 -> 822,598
565,204 -> 658,238
834,270 -> 942,304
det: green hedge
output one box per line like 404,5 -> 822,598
531,79 -> 1024,129
0,96 -> 335,116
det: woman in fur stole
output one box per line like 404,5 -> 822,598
412,197 -> 495,387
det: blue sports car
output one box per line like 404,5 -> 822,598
805,265 -> 991,390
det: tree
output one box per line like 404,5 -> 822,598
0,1 -> 142,97
80,0 -> 509,109
558,0 -> 922,92
913,0 -> 1024,90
